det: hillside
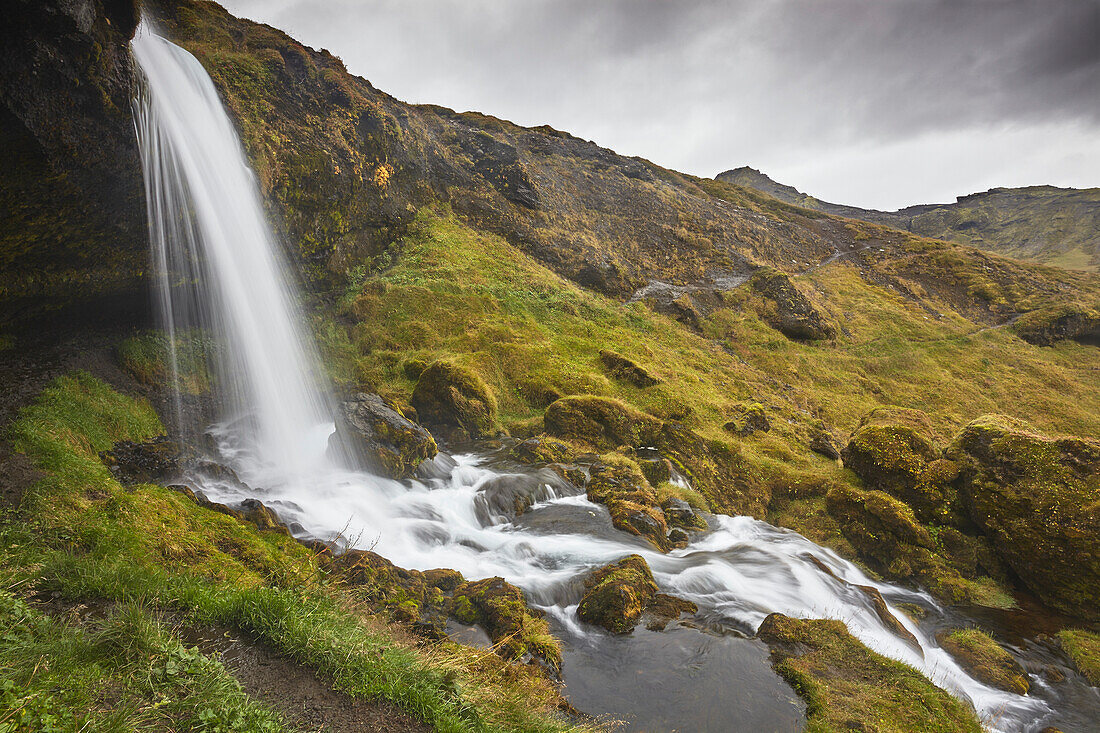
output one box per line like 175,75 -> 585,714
717,166 -> 1100,271
2,1 -> 1100,731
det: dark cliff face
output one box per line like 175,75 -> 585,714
0,0 -> 146,326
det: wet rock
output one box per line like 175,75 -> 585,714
948,416 -> 1100,619
722,402 -> 770,436
757,614 -> 982,733
666,528 -> 690,549
660,496 -> 700,529
825,484 -> 934,575
237,498 -> 290,535
638,457 -> 672,486
577,555 -> 694,634
586,458 -> 670,551
936,628 -> 1029,695
411,360 -> 498,440
543,395 -> 661,451
748,268 -> 837,341
329,392 -> 437,478
598,349 -> 660,387
100,436 -> 185,485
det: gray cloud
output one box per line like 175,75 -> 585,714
217,0 -> 1100,209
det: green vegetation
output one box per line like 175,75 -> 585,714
758,614 -> 982,733
1,372 -> 594,731
576,555 -> 658,634
936,628 -> 1029,695
1057,629 -> 1100,687
117,329 -> 215,394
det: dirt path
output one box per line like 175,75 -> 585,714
184,625 -> 431,733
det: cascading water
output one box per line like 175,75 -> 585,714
131,25 -> 1070,733
132,26 -> 332,477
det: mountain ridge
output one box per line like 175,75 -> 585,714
717,166 -> 1100,272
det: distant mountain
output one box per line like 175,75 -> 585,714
717,167 -> 1100,272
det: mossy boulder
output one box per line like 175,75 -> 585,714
411,360 -> 498,440
652,422 -> 767,518
758,614 -> 982,733
329,392 -> 437,478
543,396 -> 661,451
749,268 -> 837,341
508,435 -> 577,464
451,577 -> 562,674
947,416 -> 1100,619
936,628 -> 1029,695
1057,629 -> 1100,687
597,349 -> 660,387
577,555 -> 695,634
722,402 -> 770,436
1012,303 -> 1100,347
586,457 -> 671,551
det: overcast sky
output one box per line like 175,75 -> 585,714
218,0 -> 1100,210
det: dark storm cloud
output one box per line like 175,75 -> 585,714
218,0 -> 1100,209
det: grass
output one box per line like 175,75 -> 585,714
1057,629 -> 1100,686
1,371 -> 596,732
117,330 -> 215,394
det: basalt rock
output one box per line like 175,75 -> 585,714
100,436 -> 185,486
577,555 -> 695,634
809,425 -> 842,460
508,435 -> 576,464
543,396 -> 661,452
329,392 -> 437,478
947,416 -> 1100,619
1012,303 -> 1100,347
723,402 -> 770,436
757,614 -> 982,733
411,361 -> 498,440
748,268 -> 837,341
451,576 -> 562,675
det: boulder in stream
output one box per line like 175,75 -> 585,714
577,555 -> 695,634
330,392 -> 437,478
936,628 -> 1029,695
411,360 -> 498,440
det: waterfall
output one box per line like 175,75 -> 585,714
132,25 -> 332,476
129,26 -> 1059,733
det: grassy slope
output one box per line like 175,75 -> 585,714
1,372 -> 592,732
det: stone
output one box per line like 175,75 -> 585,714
329,392 -> 437,478
411,361 -> 498,440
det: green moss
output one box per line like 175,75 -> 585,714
937,628 -> 1029,694
2,373 -> 590,731
758,614 -> 982,733
117,329 -> 215,394
411,359 -> 498,439
1057,629 -> 1100,686
586,456 -> 670,551
948,416 -> 1100,619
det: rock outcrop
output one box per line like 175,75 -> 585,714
936,628 -> 1029,695
948,416 -> 1100,619
748,268 -> 836,341
329,392 -> 437,478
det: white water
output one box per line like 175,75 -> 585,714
132,27 -> 332,476
132,27 -> 1050,733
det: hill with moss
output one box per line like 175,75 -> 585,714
717,166 -> 1100,272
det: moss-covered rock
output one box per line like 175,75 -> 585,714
842,407 -> 938,493
1012,303 -> 1100,347
508,435 -> 577,464
758,614 -> 982,733
577,555 -> 696,634
651,422 -> 767,518
597,349 -> 660,387
1057,629 -> 1100,687
722,402 -> 771,436
451,577 -> 562,674
586,457 -> 671,551
947,416 -> 1100,619
330,392 -> 437,478
411,360 -> 498,440
937,628 -> 1029,694
543,395 -> 661,451
749,268 -> 837,341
